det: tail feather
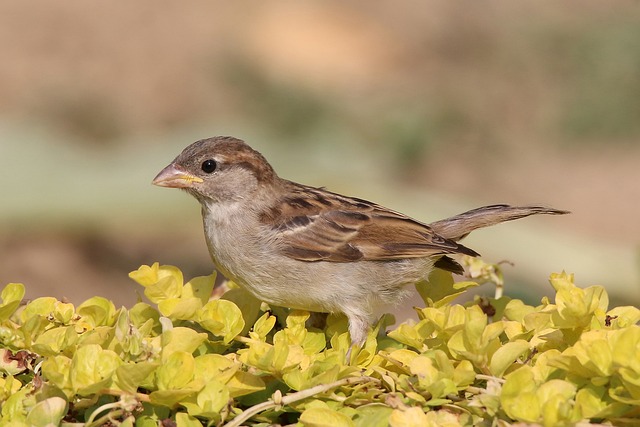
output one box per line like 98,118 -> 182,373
429,204 -> 569,242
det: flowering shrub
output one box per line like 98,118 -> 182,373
0,258 -> 638,426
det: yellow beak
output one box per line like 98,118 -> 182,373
152,164 -> 203,188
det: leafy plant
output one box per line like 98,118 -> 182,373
0,258 -> 638,426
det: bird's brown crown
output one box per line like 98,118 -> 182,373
178,136 -> 276,183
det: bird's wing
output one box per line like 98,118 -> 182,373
261,184 -> 478,263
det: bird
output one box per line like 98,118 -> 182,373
152,136 -> 568,354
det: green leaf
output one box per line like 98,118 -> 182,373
193,354 -> 238,387
447,306 -> 493,366
538,380 -> 579,426
606,306 -> 640,328
239,340 -> 274,372
303,330 -> 327,355
416,269 -> 478,307
129,302 -> 160,328
198,299 -> 245,344
131,263 -> 185,303
70,344 -> 122,395
503,299 -> 535,322
554,330 -> 614,378
388,407 -> 428,427
160,327 -> 208,361
549,271 -> 575,292
222,287 -> 262,335
523,311 -> 552,334
77,296 -> 116,328
20,297 -> 58,322
190,380 -> 229,419
52,302 -> 75,324
550,273 -> 607,331
251,312 -> 277,340
300,406 -> 355,427
353,404 -> 393,427
272,334 -> 304,372
307,364 -> 340,389
183,272 -> 216,305
129,262 -> 161,286
0,384 -> 31,422
453,360 -> 475,388
226,370 -> 266,397
576,384 -> 609,419
156,351 -> 195,391
77,325 -> 114,348
611,325 -> 640,369
618,367 -> 640,402
409,355 -> 439,388
114,362 -> 158,393
387,323 -> 426,350
463,306 -> 488,349
144,276 -> 183,304
387,348 -> 419,367
157,297 -> 202,321
130,263 -> 183,287
32,326 -> 78,356
0,283 -> 25,321
489,340 -> 530,377
501,366 -> 540,422
176,412 -> 206,427
41,355 -> 73,398
25,397 -> 67,427
0,374 -> 22,400
149,389 -> 198,408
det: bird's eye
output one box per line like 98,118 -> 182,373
201,159 -> 217,173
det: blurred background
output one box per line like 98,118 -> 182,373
1,2 -> 638,314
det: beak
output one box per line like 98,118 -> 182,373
152,163 -> 203,188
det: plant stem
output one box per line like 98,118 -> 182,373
223,376 -> 380,427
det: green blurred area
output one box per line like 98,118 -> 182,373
0,2 -> 638,311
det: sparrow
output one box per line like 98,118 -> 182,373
152,136 -> 568,351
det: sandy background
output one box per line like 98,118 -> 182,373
1,2 -> 638,314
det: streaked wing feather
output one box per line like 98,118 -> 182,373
264,183 -> 477,262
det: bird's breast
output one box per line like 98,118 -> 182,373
201,203 -> 277,285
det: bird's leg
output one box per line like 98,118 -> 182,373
345,314 -> 370,364
345,345 -> 355,364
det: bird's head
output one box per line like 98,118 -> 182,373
152,136 -> 277,204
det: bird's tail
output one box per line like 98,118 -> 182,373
429,204 -> 569,241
